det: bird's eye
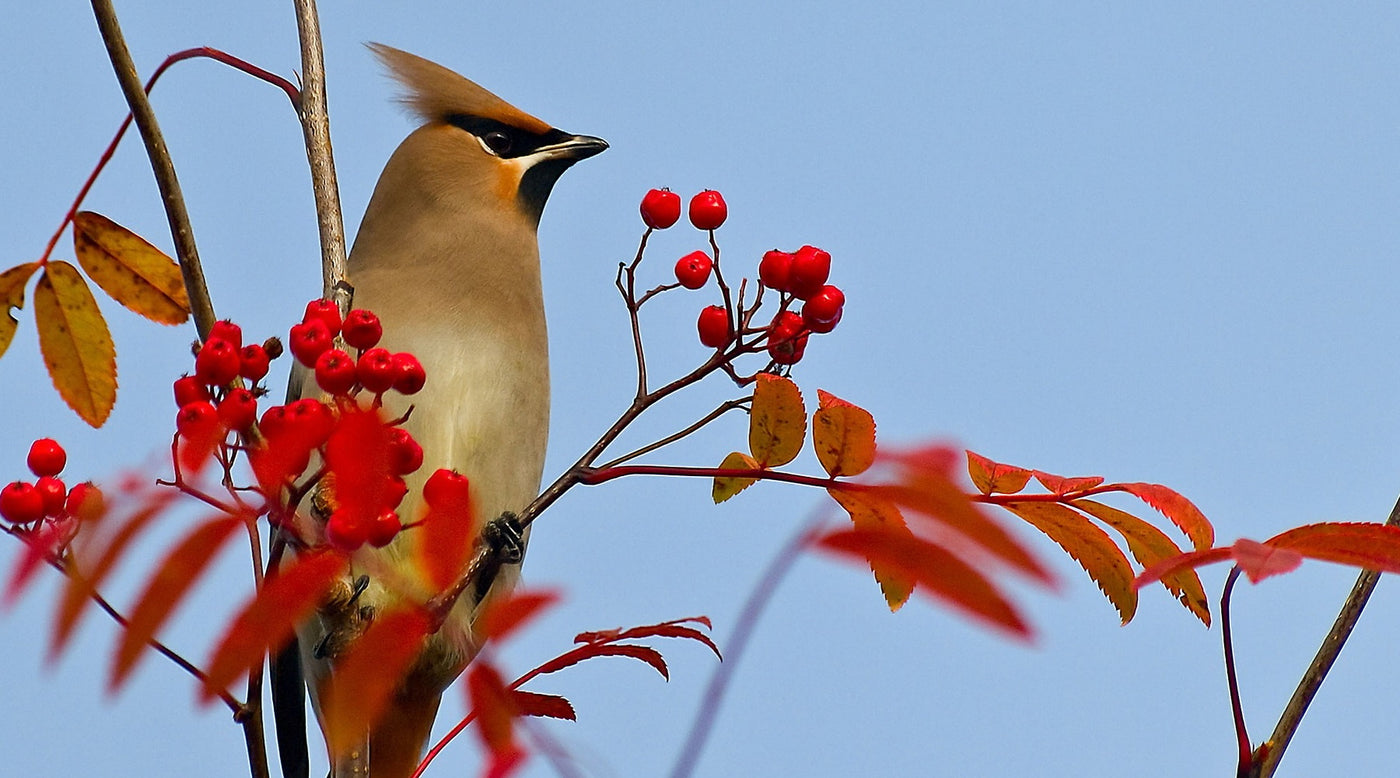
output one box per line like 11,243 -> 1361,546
483,131 -> 513,156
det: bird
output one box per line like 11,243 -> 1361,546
274,43 -> 606,778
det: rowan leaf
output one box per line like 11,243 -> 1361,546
749,373 -> 805,467
1001,500 -> 1138,624
478,589 -> 561,642
817,527 -> 1032,639
712,451 -> 760,503
110,515 -> 243,690
1109,482 -> 1214,550
828,486 -> 914,610
511,690 -> 576,721
325,407 -> 392,544
34,261 -> 116,427
1232,538 -> 1304,583
1134,547 -> 1235,590
0,261 -> 38,358
468,662 -> 520,761
1033,471 -> 1105,496
72,212 -> 189,325
3,519 -> 72,607
202,550 -> 345,701
321,608 -> 431,759
965,450 -> 1032,495
812,390 -> 876,477
1265,522 -> 1400,575
534,643 -> 670,679
1074,499 -> 1210,625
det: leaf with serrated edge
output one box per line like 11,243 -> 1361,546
1075,499 -> 1210,625
512,690 -> 576,721
1108,482 -> 1214,550
73,212 -> 189,325
0,262 -> 38,358
712,451 -> 760,503
321,608 -> 431,759
1232,538 -> 1303,583
965,450 -> 1033,496
749,374 -> 805,467
111,516 -> 243,690
1033,471 -> 1105,496
1266,522 -> 1400,574
829,486 -> 914,610
1001,500 -> 1138,624
812,390 -> 876,477
478,589 -> 561,642
34,261 -> 116,427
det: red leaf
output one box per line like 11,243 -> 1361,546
1231,538 -> 1303,583
965,450 -> 1032,495
325,407 -> 392,534
1032,471 -> 1105,496
477,589 -> 561,643
1265,522 -> 1400,574
827,487 -> 915,610
511,690 -> 576,721
202,550 -> 345,701
1109,482 -> 1214,550
608,623 -> 722,662
1133,547 -> 1235,590
817,527 -> 1032,640
418,478 -> 478,593
110,515 -> 243,690
468,662 -> 520,762
534,643 -> 670,679
321,608 -> 431,759
1000,501 -> 1138,624
4,520 -> 74,607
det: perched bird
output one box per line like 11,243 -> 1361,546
276,43 -> 606,778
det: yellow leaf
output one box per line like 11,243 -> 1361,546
0,262 -> 39,358
73,211 -> 189,325
712,451 -> 760,503
1001,500 -> 1138,624
828,487 -> 913,610
812,390 -> 876,477
1074,499 -> 1210,625
749,373 -> 805,467
34,262 -> 117,427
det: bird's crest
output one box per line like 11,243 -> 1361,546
368,43 -> 551,135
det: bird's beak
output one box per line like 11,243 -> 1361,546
536,133 -> 609,163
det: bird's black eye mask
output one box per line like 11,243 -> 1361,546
445,114 -> 568,160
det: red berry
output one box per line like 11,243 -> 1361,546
0,481 -> 45,524
217,388 -> 259,431
801,285 -> 846,333
195,338 -> 241,386
391,352 -> 426,395
208,320 -> 243,350
65,482 -> 104,522
239,344 -> 271,382
35,476 -> 66,516
384,475 -> 409,509
303,299 -> 343,338
287,398 -> 335,447
674,251 -> 714,290
688,190 -> 728,230
259,405 -> 290,439
387,427 -> 425,475
767,310 -> 808,365
356,348 -> 396,394
325,509 -> 368,551
640,188 -> 682,230
315,349 -> 357,396
176,401 -> 223,439
789,245 -> 831,300
174,375 -> 211,408
342,309 -> 383,351
697,305 -> 732,349
366,510 -> 402,548
26,438 -> 66,477
423,469 -> 471,512
758,250 -> 794,293
288,319 -> 334,367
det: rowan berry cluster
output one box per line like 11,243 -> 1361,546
638,187 -> 846,367
0,437 -> 102,550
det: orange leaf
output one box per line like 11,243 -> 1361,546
1001,500 -> 1138,624
511,690 -> 575,721
418,493 -> 478,594
34,261 -> 116,427
1134,546 -> 1235,590
811,389 -> 876,477
712,451 -> 760,503
828,487 -> 914,610
748,373 -> 805,467
321,607 -> 431,759
110,515 -> 243,690
477,589 -> 561,642
72,212 -> 189,325
1074,499 -> 1211,625
325,407 -> 392,538
964,450 -> 1032,495
817,527 -> 1032,639
1265,522 -> 1400,574
202,550 -> 345,700
1232,538 -> 1303,583
1032,471 -> 1105,496
1109,482 -> 1214,550
0,261 -> 38,358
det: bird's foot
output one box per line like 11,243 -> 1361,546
482,512 -> 525,565
313,575 -> 375,660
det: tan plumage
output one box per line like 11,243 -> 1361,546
292,44 -> 605,778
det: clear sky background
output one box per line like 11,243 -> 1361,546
3,3 -> 1400,776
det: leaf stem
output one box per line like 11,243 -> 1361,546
1220,566 -> 1251,777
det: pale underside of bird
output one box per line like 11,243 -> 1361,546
274,43 -> 606,778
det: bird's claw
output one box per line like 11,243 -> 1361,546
483,512 -> 525,565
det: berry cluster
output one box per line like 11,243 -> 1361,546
0,438 -> 101,536
637,187 -> 847,367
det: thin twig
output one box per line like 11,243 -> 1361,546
1253,493 -> 1400,777
88,0 -> 216,338
596,398 -> 750,470
1220,567 -> 1251,778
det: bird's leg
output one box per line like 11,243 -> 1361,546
470,511 -> 525,601
313,574 -> 375,660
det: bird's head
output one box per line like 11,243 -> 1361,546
367,43 -> 608,228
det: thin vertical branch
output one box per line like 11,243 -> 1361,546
1220,567 -> 1251,778
88,0 -> 216,339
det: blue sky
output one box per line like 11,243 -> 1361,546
4,3 -> 1400,776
